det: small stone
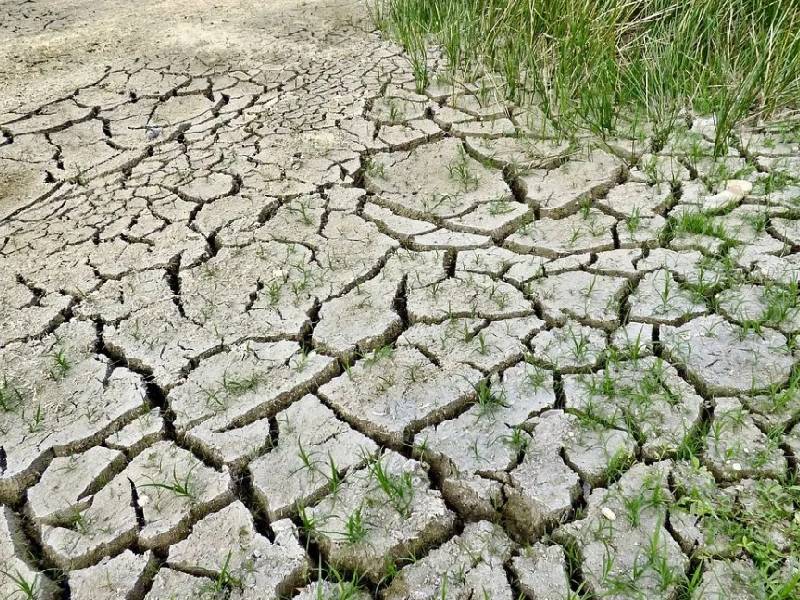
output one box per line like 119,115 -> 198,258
726,179 -> 753,196
601,507 -> 616,521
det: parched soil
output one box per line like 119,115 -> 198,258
1,0 -> 800,598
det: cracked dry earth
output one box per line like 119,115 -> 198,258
2,2 -> 800,600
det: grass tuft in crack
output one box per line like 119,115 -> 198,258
0,569 -> 41,600
369,458 -> 415,517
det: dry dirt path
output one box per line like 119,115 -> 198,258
2,1 -> 800,598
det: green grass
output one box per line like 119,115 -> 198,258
200,551 -> 242,595
370,458 -> 415,517
139,465 -> 198,502
370,0 -> 800,153
674,471 -> 800,599
343,506 -> 368,544
0,569 -> 41,600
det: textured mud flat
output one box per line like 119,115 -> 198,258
2,0 -> 800,598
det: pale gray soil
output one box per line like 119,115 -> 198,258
1,0 -> 800,598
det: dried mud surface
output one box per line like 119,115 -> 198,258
2,0 -> 800,598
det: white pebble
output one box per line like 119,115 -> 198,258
726,179 -> 753,197
601,507 -> 617,521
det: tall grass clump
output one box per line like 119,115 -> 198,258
369,0 -> 800,152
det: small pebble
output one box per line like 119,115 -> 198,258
726,179 -> 753,196
601,507 -> 616,521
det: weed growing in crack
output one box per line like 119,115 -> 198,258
387,98 -> 401,123
762,369 -> 800,414
199,262 -> 220,280
0,375 -> 23,412
326,454 -> 342,495
604,448 -> 634,484
140,464 -> 198,502
49,347 -> 71,380
656,271 -> 674,311
705,162 -> 756,191
294,439 -> 321,476
588,367 -> 616,398
566,326 -> 591,362
404,39 -> 430,94
201,551 -> 242,596
579,197 -> 592,220
626,206 -> 642,234
621,493 -> 647,528
488,195 -> 515,215
201,386 -> 228,413
378,556 -> 401,586
266,280 -> 283,305
580,274 -> 598,300
672,471 -> 800,597
370,458 -> 414,517
363,156 -> 386,180
468,437 -> 485,463
421,193 -> 456,214
293,347 -> 312,373
751,426 -> 783,468
670,211 -> 728,241
26,404 -> 44,434
486,282 -> 509,309
573,392 -> 617,434
561,538 -> 591,599
293,199 -> 316,226
523,360 -> 549,392
363,344 -> 394,366
567,225 -> 583,247
411,424 -> 431,453
471,379 -> 509,418
221,371 -> 261,396
406,360 -> 425,384
313,565 -> 366,600
298,504 -> 318,540
760,282 -> 800,327
598,541 -> 617,580
66,509 -> 90,534
342,356 -> 355,380
501,426 -> 528,454
744,210 -> 768,235
0,569 -> 41,600
447,146 -> 479,192
756,169 -> 798,196
475,331 -> 489,355
375,372 -> 397,394
342,506 -> 368,544
640,156 -> 660,184
616,330 -> 647,362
